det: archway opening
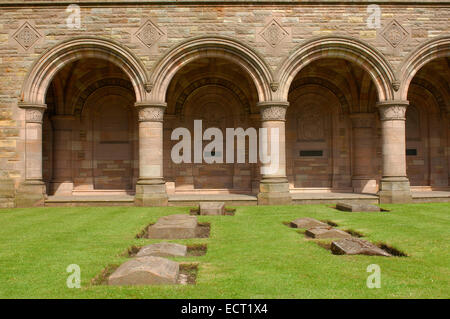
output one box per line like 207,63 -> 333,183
286,58 -> 379,194
406,57 -> 450,190
43,58 -> 138,195
163,57 -> 259,194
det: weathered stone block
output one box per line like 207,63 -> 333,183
336,202 -> 380,212
305,227 -> 351,239
331,238 -> 391,257
108,256 -> 179,286
136,242 -> 187,258
146,214 -> 200,239
199,202 -> 225,215
290,217 -> 328,229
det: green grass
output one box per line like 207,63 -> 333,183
0,203 -> 449,298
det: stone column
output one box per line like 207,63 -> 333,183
350,113 -> 377,194
377,101 -> 412,203
257,102 -> 292,205
16,103 -> 47,207
134,102 -> 168,206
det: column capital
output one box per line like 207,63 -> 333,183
350,112 -> 376,128
135,102 -> 167,122
257,101 -> 289,121
19,102 -> 46,124
376,100 -> 409,121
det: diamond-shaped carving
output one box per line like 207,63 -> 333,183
13,22 -> 41,51
381,19 -> 408,48
260,19 -> 288,48
135,20 -> 164,48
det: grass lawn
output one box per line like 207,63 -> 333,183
0,203 -> 449,299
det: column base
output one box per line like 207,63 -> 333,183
134,179 -> 168,207
15,180 -> 46,208
257,177 -> 292,205
378,177 -> 412,204
352,177 -> 378,194
0,177 -> 15,208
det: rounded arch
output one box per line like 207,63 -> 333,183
399,36 -> 450,100
20,36 -> 149,104
275,36 -> 396,102
148,35 -> 273,103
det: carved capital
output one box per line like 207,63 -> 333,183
377,101 -> 409,121
135,102 -> 167,122
19,102 -> 46,124
258,101 -> 289,121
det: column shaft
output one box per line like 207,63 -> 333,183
257,101 -> 291,205
134,102 -> 168,206
377,101 -> 412,203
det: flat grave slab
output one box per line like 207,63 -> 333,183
336,202 -> 381,212
136,243 -> 187,258
290,217 -> 328,229
331,238 -> 392,257
108,256 -> 179,286
199,202 -> 225,215
305,227 -> 352,239
146,214 -> 200,239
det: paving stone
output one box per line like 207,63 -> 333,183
336,202 -> 381,212
331,238 -> 392,257
305,227 -> 352,239
290,217 -> 328,229
136,242 -> 187,257
199,202 -> 225,215
146,214 -> 200,239
108,256 -> 180,286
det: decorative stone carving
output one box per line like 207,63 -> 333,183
259,102 -> 288,121
270,82 -> 279,92
135,20 -> 165,49
298,105 -> 326,141
381,19 -> 409,48
19,103 -> 46,123
260,19 -> 288,48
13,22 -> 41,51
136,103 -> 166,122
377,101 -> 409,121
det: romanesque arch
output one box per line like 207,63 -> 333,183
148,36 -> 273,103
20,36 -> 148,104
275,36 -> 396,102
398,36 -> 450,102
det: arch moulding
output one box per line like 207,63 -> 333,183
20,36 -> 149,105
275,36 -> 396,102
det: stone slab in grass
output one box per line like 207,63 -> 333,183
305,227 -> 352,239
290,217 -> 328,229
146,214 -> 200,239
108,256 -> 179,286
336,202 -> 380,212
199,202 -> 225,215
331,238 -> 392,257
136,243 -> 187,258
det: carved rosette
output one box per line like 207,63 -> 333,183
19,103 -> 46,124
258,102 -> 289,121
377,101 -> 409,121
136,103 -> 166,122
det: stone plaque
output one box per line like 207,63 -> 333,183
336,202 -> 380,212
305,227 -> 351,239
136,243 -> 187,258
146,214 -> 200,239
331,238 -> 391,257
199,202 -> 225,215
290,217 -> 328,229
108,256 -> 180,286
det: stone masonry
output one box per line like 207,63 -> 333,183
0,1 -> 448,207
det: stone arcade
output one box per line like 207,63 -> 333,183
0,1 -> 449,208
